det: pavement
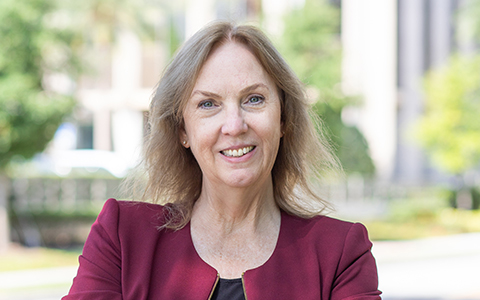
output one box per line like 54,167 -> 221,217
0,266 -> 77,300
1,233 -> 479,300
373,232 -> 480,300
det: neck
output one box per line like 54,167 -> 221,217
192,177 -> 280,234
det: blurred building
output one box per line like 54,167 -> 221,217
46,0 -> 270,177
342,0 -> 466,183
48,0 -> 469,183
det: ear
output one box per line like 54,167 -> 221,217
179,128 -> 189,148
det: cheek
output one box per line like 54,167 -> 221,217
253,118 -> 282,150
187,125 -> 217,158
184,115 -> 204,142
260,109 -> 282,136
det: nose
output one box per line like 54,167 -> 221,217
221,105 -> 248,136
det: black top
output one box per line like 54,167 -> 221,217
211,278 -> 245,300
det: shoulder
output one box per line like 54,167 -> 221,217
281,212 -> 372,252
282,212 -> 368,237
96,198 -> 168,234
101,197 -> 166,217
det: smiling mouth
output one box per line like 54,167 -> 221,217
221,146 -> 255,157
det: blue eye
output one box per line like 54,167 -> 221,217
199,100 -> 214,108
248,95 -> 263,104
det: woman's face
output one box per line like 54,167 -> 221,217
181,42 -> 283,190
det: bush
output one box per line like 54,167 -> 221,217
364,188 -> 480,240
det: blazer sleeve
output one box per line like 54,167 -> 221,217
332,223 -> 382,300
63,198 -> 123,300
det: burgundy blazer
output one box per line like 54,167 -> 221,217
64,198 -> 381,299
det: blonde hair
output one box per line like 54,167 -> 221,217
136,21 -> 340,229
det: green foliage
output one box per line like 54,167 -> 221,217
0,0 -> 82,169
365,208 -> 480,241
363,191 -> 480,240
312,103 -> 375,175
168,16 -> 182,58
416,55 -> 480,174
280,0 -> 375,175
460,0 -> 480,42
62,0 -> 162,45
0,0 -> 164,170
281,0 -> 341,101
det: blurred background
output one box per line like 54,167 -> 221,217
0,0 -> 479,299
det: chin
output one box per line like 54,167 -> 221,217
223,172 -> 266,189
225,178 -> 256,188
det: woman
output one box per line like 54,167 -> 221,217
64,22 -> 381,299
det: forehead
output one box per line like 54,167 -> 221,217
193,41 -> 275,90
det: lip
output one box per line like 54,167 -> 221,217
220,144 -> 255,152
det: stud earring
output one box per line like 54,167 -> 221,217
183,141 -> 187,145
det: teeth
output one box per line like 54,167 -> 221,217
222,146 -> 254,157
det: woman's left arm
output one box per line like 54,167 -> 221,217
332,223 -> 382,300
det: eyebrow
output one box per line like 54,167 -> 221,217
191,90 -> 221,99
191,83 -> 270,98
240,83 -> 270,94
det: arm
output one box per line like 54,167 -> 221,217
63,198 -> 122,300
332,223 -> 382,300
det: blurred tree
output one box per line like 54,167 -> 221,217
416,55 -> 480,175
412,1 -> 480,210
416,54 -> 480,209
0,0 -> 84,250
0,0 -> 82,169
0,0 -> 165,249
59,0 -> 166,87
64,0 -> 162,46
460,0 -> 480,42
0,0 -> 166,169
279,0 -> 375,176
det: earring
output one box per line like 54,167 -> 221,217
183,140 -> 187,145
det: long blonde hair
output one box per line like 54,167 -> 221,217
135,21 -> 340,229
